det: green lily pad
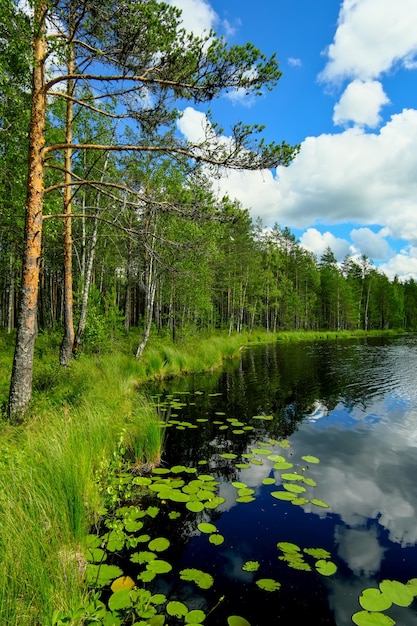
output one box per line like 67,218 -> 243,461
277,542 -> 301,553
273,462 -> 293,470
283,483 -> 307,493
271,491 -> 296,501
315,560 -> 337,576
252,448 -> 271,455
242,561 -> 260,572
310,498 -> 329,508
255,578 -> 281,592
130,551 -> 156,564
227,616 -> 251,626
281,473 -> 304,481
359,588 -> 392,612
167,601 -> 188,618
186,500 -> 205,513
236,496 -> 256,503
148,537 -> 170,552
379,579 -> 414,607
221,453 -> 238,459
146,559 -> 172,574
185,609 -> 206,624
86,563 -> 123,587
262,478 -> 276,485
209,533 -> 225,545
232,481 -> 247,489
252,415 -> 273,420
301,455 -> 320,464
179,568 -> 214,589
304,548 -> 331,560
108,588 -> 132,611
197,522 -> 217,534
352,611 -> 395,626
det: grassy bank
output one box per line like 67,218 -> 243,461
0,327 -> 402,624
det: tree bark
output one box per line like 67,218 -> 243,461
8,4 -> 46,420
59,26 -> 75,366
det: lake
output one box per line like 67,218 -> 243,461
143,335 -> 417,625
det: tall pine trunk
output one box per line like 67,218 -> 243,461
8,4 -> 46,420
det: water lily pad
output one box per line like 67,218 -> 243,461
86,547 -> 106,563
271,491 -> 296,501
108,588 -> 132,611
146,559 -> 172,574
186,500 -> 205,513
168,511 -> 181,520
227,616 -> 251,626
301,455 -> 320,464
359,588 -> 392,612
283,483 -> 306,493
315,560 -> 337,576
209,533 -> 225,545
167,601 -> 188,618
252,448 -> 271,455
180,568 -> 214,589
255,578 -> 281,592
277,542 -> 301,553
242,561 -> 260,572
236,463 -> 251,469
252,415 -> 273,420
273,462 -> 293,470
236,496 -> 256,503
150,593 -> 167,605
197,522 -> 217,534
146,506 -> 161,518
281,473 -> 304,481
304,547 -> 331,560
124,519 -> 144,533
310,498 -> 329,508
148,537 -> 170,552
379,580 -> 414,607
130,551 -> 156,564
185,609 -> 206,624
352,611 -> 395,626
86,563 -> 123,587
221,453 -> 238,459
233,429 -> 245,434
171,465 -> 187,473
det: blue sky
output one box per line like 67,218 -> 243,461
170,0 -> 417,281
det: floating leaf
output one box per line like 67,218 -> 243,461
169,511 -> 181,520
146,559 -> 172,574
236,496 -> 256,503
171,465 -> 187,473
86,564 -> 123,587
242,561 -> 260,572
310,498 -> 329,508
167,489 -> 190,503
221,453 -> 238,459
233,429 -> 245,434
149,615 -> 165,626
111,576 -> 135,592
150,593 -> 167,605
185,609 -> 206,624
283,483 -> 306,493
252,415 -> 273,421
273,462 -> 293,470
232,482 -> 247,489
130,551 -> 156,564
278,439 -> 290,448
227,616 -> 251,626
209,533 -> 225,546
315,560 -> 337,576
252,448 -> 271,455
302,477 -> 317,487
205,496 -> 226,509
277,542 -> 301,553
256,578 -> 281,592
124,519 -> 144,533
271,491 -> 295,501
197,522 -> 217,534
108,589 -> 132,611
379,580 -> 414,607
359,589 -> 392,612
292,497 -> 310,506
179,568 -> 214,589
301,455 -> 320,464
146,506 -> 160,518
236,463 -> 251,469
152,468 -> 171,474
148,537 -> 170,552
186,501 -> 205,513
136,534 -> 151,543
238,488 -> 255,497
407,578 -> 417,595
352,611 -> 395,626
251,460 -> 264,466
304,548 -> 331,560
281,473 -> 304,482
166,601 -> 188,618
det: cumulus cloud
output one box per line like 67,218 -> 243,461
299,228 -> 351,262
167,0 -> 218,36
350,227 -> 393,260
320,0 -> 417,82
333,79 -> 390,127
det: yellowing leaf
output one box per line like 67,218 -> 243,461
111,576 -> 135,592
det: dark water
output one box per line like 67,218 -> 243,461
146,335 -> 417,625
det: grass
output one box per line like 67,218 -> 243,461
0,325 -> 403,624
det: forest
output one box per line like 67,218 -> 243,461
2,0 -> 417,417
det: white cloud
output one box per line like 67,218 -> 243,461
167,0 -> 218,36
378,248 -> 417,281
333,79 -> 390,128
299,228 -> 351,261
350,227 -> 393,260
288,57 -> 302,67
320,0 -> 417,82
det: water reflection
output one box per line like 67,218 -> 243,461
149,335 -> 417,625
